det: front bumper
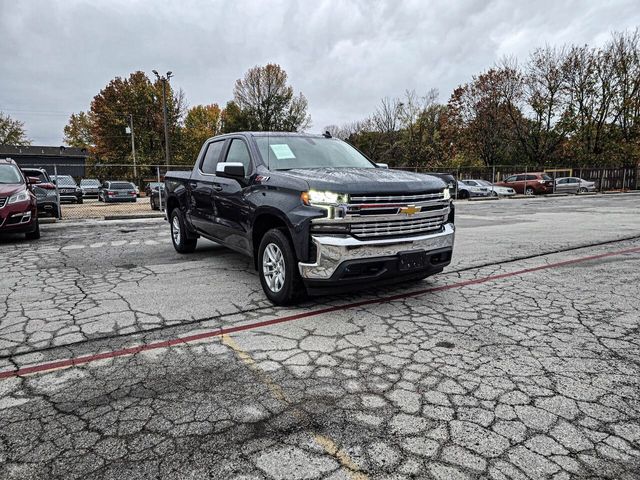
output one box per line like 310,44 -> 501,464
299,222 -> 455,281
0,208 -> 36,233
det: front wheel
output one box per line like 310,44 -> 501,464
170,209 -> 197,253
258,229 -> 306,305
25,218 -> 40,240
458,190 -> 470,200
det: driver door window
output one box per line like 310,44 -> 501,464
223,139 -> 252,174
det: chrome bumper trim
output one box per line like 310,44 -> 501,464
299,223 -> 455,280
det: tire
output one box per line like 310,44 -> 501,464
458,190 -> 470,200
150,197 -> 157,210
170,209 -> 197,253
491,190 -> 498,197
258,229 -> 306,305
25,218 -> 40,240
579,187 -> 588,193
525,188 -> 535,196
77,198 -> 83,204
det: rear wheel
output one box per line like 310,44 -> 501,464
170,209 -> 197,253
525,187 -> 535,196
25,218 -> 40,240
258,229 -> 306,305
579,187 -> 588,193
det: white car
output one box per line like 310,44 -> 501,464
463,179 -> 516,197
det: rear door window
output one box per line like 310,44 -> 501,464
526,174 -> 538,181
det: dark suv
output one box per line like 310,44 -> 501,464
495,172 -> 554,195
21,168 -> 60,218
0,159 -> 40,239
51,175 -> 83,203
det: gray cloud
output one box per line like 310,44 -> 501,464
1,0 -> 638,144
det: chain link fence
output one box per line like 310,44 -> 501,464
9,161 -> 639,221
396,164 -> 638,197
14,163 -> 191,221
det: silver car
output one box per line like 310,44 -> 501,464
555,177 -> 596,194
80,178 -> 101,198
463,179 -> 516,197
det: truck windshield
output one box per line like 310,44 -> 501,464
255,136 -> 375,170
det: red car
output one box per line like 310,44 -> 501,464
0,158 -> 40,239
495,172 -> 554,195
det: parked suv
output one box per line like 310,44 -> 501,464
20,167 -> 60,218
51,175 -> 83,203
495,173 -> 554,195
0,159 -> 40,239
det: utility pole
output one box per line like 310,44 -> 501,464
126,114 -> 137,178
153,70 -> 173,166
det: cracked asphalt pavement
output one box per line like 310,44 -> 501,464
1,194 -> 639,479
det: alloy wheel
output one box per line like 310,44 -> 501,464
171,215 -> 181,245
262,243 -> 285,293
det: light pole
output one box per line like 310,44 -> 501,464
125,114 -> 137,178
153,70 -> 173,166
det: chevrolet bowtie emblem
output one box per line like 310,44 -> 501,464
400,205 -> 421,215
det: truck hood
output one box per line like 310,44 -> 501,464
274,168 -> 446,194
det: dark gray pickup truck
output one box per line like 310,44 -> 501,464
164,132 -> 455,305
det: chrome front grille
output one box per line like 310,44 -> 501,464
350,214 -> 447,239
350,192 -> 444,203
0,197 -> 6,208
312,190 -> 451,240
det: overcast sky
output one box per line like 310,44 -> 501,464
1,0 -> 639,145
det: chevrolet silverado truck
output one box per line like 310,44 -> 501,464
164,132 -> 455,305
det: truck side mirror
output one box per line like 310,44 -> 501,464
216,162 -> 245,180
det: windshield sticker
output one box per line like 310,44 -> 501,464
269,144 -> 296,160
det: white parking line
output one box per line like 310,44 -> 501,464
90,242 -> 106,248
111,240 -> 127,246
61,244 -> 85,250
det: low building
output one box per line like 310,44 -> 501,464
0,145 -> 89,178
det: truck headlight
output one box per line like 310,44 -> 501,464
442,188 -> 451,200
8,189 -> 30,205
301,190 -> 349,206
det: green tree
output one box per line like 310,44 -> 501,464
232,64 -> 310,131
220,101 -> 251,133
0,112 -> 31,146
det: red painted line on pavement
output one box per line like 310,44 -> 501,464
1,245 -> 639,380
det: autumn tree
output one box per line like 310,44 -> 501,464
63,111 -> 93,148
232,64 -> 310,131
0,112 -> 31,146
446,69 -> 521,166
179,104 -> 222,162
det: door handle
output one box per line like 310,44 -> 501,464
213,184 -> 223,191
189,182 -> 198,189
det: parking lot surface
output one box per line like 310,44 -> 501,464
1,194 -> 639,479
